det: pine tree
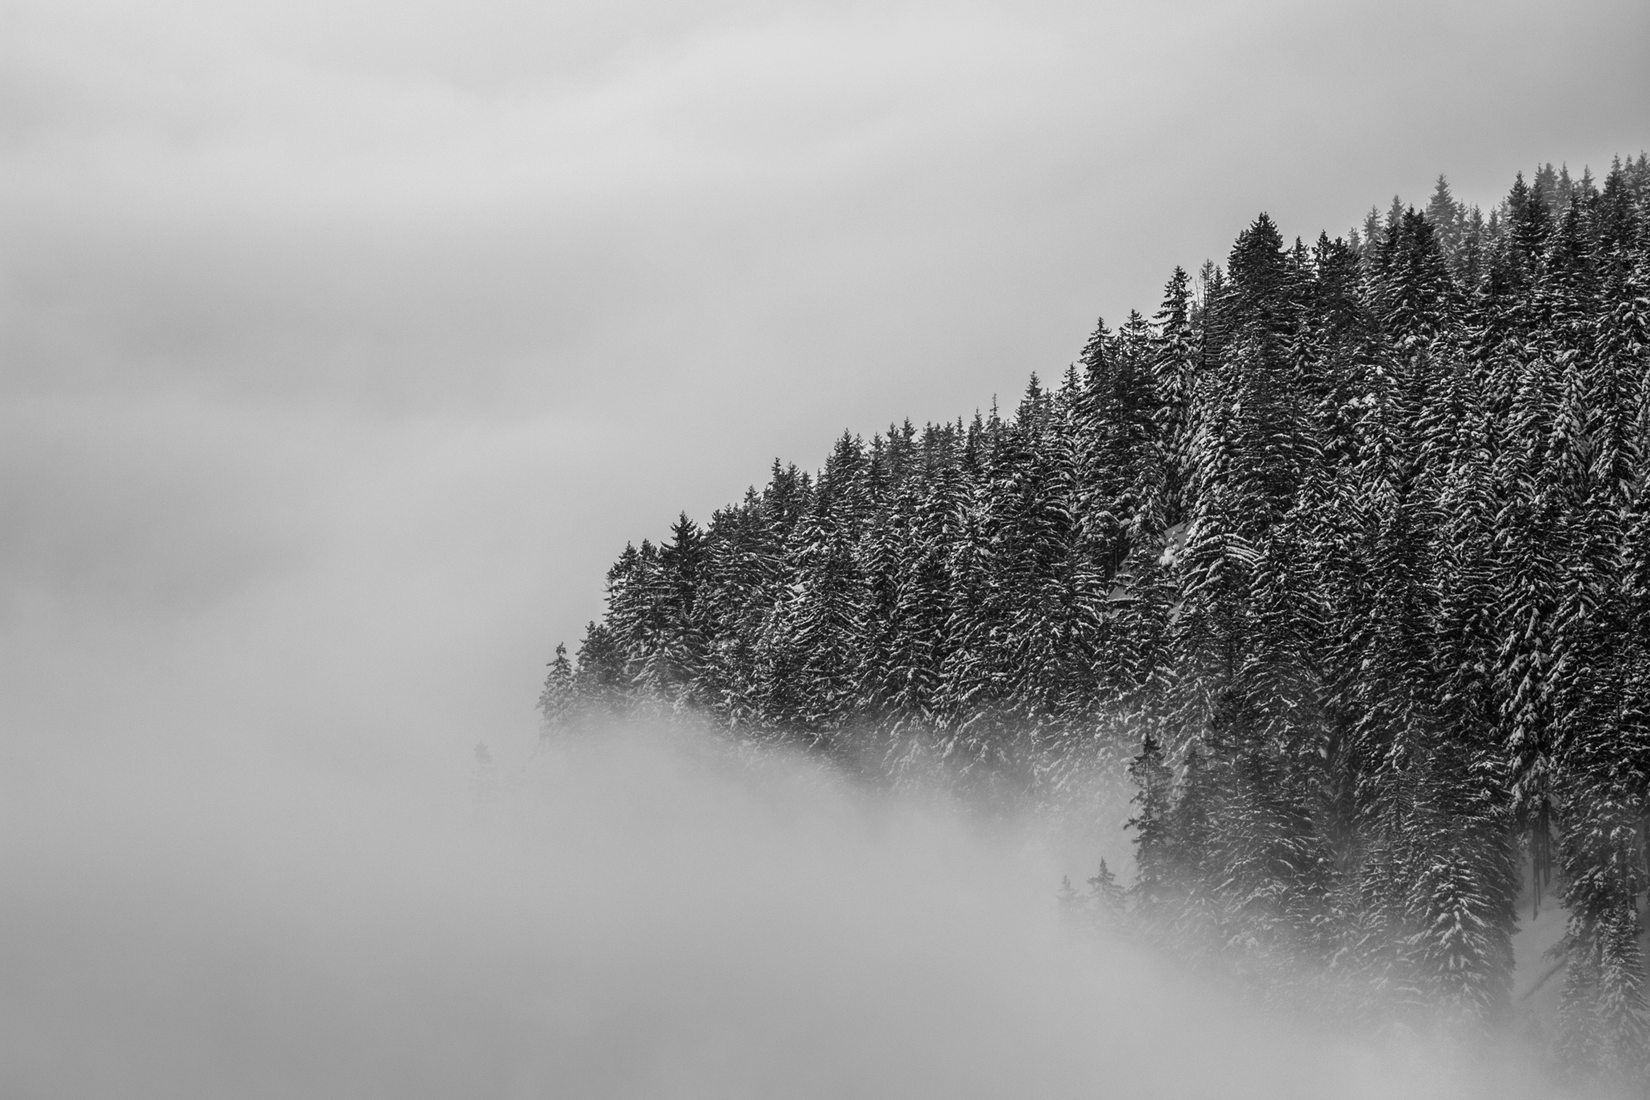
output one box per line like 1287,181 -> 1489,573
1088,860 -> 1128,929
537,642 -> 578,739
1127,733 -> 1176,920
1426,174 -> 1465,272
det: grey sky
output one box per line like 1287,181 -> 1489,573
3,0 -> 1647,770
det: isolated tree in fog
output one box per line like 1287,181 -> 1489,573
537,642 -> 577,738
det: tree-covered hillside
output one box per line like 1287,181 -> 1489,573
543,156 -> 1650,1076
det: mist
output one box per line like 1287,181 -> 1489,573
0,722 -> 1574,1099
6,0 -> 1648,1090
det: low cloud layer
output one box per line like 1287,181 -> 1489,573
0,726 -> 1566,1099
2,4 -> 1646,1090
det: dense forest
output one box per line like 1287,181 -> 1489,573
541,156 -> 1650,1079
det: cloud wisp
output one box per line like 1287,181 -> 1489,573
0,723 -> 1573,1099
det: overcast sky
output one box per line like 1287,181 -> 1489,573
3,0 -> 1648,772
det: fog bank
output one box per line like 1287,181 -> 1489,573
1,724 -> 1572,1099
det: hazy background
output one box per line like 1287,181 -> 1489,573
1,3 -> 1646,1091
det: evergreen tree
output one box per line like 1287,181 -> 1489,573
537,642 -> 578,739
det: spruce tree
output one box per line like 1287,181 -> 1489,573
537,642 -> 578,739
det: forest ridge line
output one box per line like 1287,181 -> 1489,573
541,156 -> 1650,1082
